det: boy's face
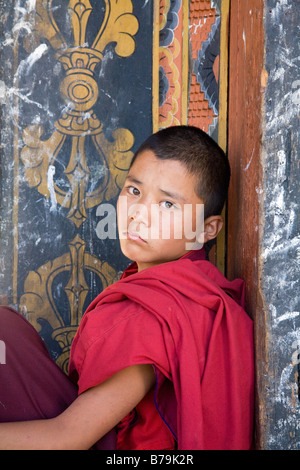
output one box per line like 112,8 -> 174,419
117,150 -> 205,271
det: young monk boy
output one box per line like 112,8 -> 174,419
0,126 -> 254,450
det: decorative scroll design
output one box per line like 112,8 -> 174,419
188,0 -> 220,134
21,0 -> 138,227
158,0 -> 182,128
20,235 -> 119,373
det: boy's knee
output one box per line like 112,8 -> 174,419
0,305 -> 45,353
0,307 -> 25,350
0,305 -> 20,327
0,305 -> 28,329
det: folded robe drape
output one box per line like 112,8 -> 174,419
69,248 -> 254,450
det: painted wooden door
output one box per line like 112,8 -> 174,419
0,0 -> 226,371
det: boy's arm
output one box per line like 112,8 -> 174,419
0,364 -> 155,450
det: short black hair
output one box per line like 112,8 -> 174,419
130,125 -> 231,219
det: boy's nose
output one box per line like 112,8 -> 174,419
128,202 -> 151,227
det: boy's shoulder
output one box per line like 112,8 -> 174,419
120,248 -> 246,310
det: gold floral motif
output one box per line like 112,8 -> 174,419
20,235 -> 120,373
21,0 -> 138,227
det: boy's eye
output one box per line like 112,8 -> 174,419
127,186 -> 140,196
160,201 -> 175,210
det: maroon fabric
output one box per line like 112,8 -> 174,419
0,306 -> 116,449
0,307 -> 78,421
69,248 -> 254,450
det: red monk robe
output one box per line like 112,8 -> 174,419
69,248 -> 254,450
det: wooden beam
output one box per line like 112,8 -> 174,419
227,0 -> 265,449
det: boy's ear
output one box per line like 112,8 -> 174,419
201,215 -> 223,243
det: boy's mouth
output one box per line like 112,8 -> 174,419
126,231 -> 147,244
